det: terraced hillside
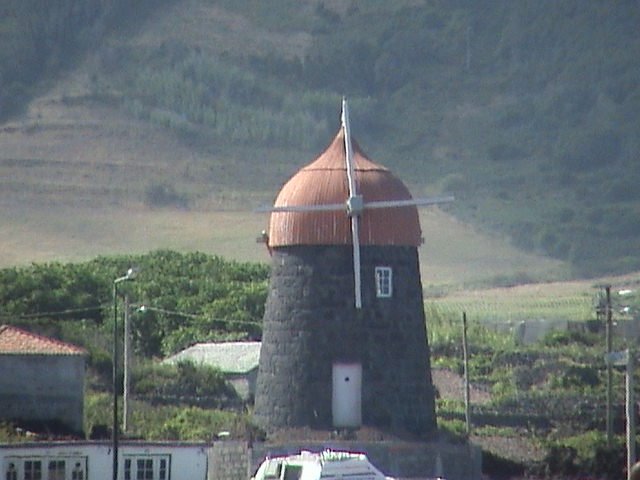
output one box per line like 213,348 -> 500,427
4,0 -> 636,283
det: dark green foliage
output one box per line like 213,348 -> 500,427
85,393 -> 255,441
541,329 -> 599,348
0,263 -> 107,322
132,361 -> 239,408
432,312 -> 635,479
0,251 -> 267,439
144,182 -> 189,209
550,364 -> 600,390
543,445 -> 579,477
0,250 -> 268,359
0,0 -> 170,119
482,450 -> 525,479
531,434 -> 626,479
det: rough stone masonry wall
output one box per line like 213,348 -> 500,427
254,245 -> 436,436
208,440 -> 482,480
209,441 -> 251,480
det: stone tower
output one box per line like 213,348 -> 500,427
254,111 -> 437,437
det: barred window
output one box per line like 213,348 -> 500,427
375,267 -> 393,298
48,461 -> 65,480
123,456 -> 171,480
5,463 -> 17,480
24,461 -> 41,480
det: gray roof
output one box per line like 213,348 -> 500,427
164,341 -> 261,374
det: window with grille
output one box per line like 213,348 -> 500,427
47,461 -> 65,480
24,461 -> 41,480
5,457 -> 85,480
5,462 -> 17,480
375,266 -> 393,298
137,459 -> 153,480
125,459 -> 132,480
158,459 -> 167,480
71,462 -> 85,480
123,456 -> 171,480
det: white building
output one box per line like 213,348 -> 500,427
1,441 -> 208,480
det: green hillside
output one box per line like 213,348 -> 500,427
1,0 -> 639,277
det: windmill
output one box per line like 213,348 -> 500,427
261,98 -> 453,309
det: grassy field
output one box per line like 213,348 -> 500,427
0,202 -> 566,284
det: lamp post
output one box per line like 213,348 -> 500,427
113,268 -> 136,480
123,295 -> 131,433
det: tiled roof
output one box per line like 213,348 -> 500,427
164,341 -> 261,374
0,325 -> 87,355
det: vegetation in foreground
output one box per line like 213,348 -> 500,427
429,306 -> 636,479
0,252 -> 639,479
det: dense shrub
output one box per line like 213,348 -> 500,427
536,433 -> 626,480
0,251 -> 268,358
144,182 -> 189,208
132,361 -> 239,408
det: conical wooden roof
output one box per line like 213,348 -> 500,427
268,129 -> 422,247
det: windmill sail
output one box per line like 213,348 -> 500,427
258,99 -> 454,310
342,97 -> 364,309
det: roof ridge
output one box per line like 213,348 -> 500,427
0,324 -> 87,355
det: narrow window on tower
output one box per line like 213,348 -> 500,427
375,266 -> 393,298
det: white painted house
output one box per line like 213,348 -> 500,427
1,441 -> 208,480
164,342 -> 261,401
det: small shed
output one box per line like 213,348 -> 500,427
164,342 -> 261,401
0,325 -> 87,435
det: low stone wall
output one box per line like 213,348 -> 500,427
209,439 -> 481,480
209,441 -> 251,480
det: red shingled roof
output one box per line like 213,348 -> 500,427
0,325 -> 87,355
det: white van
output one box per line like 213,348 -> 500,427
251,450 -> 395,480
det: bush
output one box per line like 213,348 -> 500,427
539,432 -> 626,479
87,348 -> 113,383
543,445 -> 579,477
547,364 -> 600,390
541,330 -> 598,348
144,182 -> 189,208
157,407 -> 240,441
131,361 -> 239,408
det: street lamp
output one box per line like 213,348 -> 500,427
113,268 -> 137,480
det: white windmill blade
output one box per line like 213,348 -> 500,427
255,202 -> 345,213
342,97 -> 359,207
351,216 -> 362,309
342,97 -> 363,309
363,195 -> 455,210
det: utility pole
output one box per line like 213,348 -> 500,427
605,285 -> 613,447
462,312 -> 471,435
626,349 -> 636,479
123,295 -> 131,433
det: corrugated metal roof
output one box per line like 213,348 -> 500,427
268,129 -> 422,247
0,324 -> 87,356
163,341 -> 261,374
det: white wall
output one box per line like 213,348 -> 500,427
1,441 -> 208,480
